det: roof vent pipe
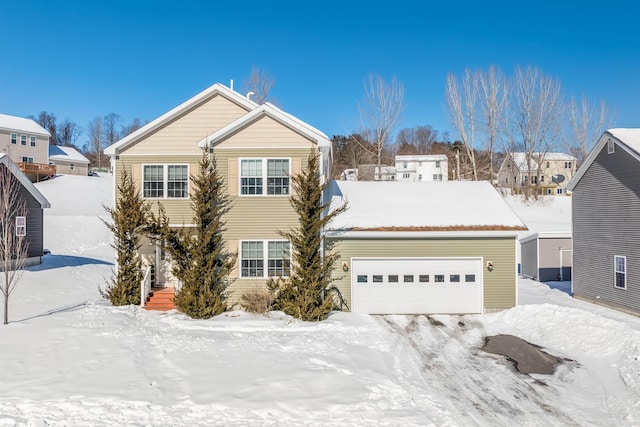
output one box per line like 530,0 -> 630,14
246,91 -> 255,100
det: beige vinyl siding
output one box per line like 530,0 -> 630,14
115,154 -> 201,225
214,147 -> 316,305
327,236 -> 517,312
125,94 -> 251,156
0,129 -> 49,165
215,115 -> 320,150
53,161 -> 89,176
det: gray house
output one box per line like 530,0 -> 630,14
567,128 -> 640,314
520,231 -> 572,282
0,154 -> 51,266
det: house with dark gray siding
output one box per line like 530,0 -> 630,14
0,154 -> 51,266
567,128 -> 640,314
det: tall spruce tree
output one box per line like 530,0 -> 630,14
270,151 -> 347,321
102,168 -> 149,305
165,152 -> 235,319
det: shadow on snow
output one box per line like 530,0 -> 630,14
28,254 -> 113,271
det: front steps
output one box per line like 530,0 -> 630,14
144,287 -> 176,311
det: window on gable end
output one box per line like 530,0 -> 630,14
607,139 -> 615,154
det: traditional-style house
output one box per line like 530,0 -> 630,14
0,154 -> 51,266
48,145 -> 91,176
567,128 -> 640,314
497,152 -> 576,195
395,154 -> 448,181
0,114 -> 55,182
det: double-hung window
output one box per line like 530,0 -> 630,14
10,133 -> 17,144
20,135 -> 27,145
30,136 -> 36,147
143,164 -> 188,198
241,240 -> 290,278
614,255 -> 627,289
240,159 -> 290,196
15,216 -> 26,236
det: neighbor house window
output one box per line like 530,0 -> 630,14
240,158 -> 290,196
241,240 -> 290,278
557,188 -> 563,195
608,139 -> 615,154
22,157 -> 34,163
564,162 -> 572,169
20,135 -> 27,145
143,164 -> 188,198
614,255 -> 626,289
10,133 -> 17,144
30,136 -> 36,147
403,173 -> 410,179
435,161 -> 441,168
15,216 -> 26,236
70,163 -> 75,170
433,174 -> 443,181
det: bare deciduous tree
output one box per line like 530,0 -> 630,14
120,118 -> 144,138
30,111 -> 58,145
243,65 -> 275,105
566,95 -> 615,165
510,66 -> 564,199
477,66 -> 507,180
87,117 -> 103,168
0,164 -> 29,325
396,125 -> 439,154
358,74 -> 405,178
56,119 -> 81,148
446,69 -> 479,180
102,113 -> 122,149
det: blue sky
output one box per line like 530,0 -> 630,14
2,0 -> 639,148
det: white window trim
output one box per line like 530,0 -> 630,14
22,156 -> 34,163
141,163 -> 190,199
30,136 -> 36,147
238,157 -> 291,197
10,133 -> 17,144
15,216 -> 26,236
20,134 -> 27,145
239,239 -> 291,278
608,139 -> 615,154
614,255 -> 627,290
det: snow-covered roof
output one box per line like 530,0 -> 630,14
568,128 -> 640,191
0,113 -> 50,136
326,180 -> 527,233
49,145 -> 90,164
520,230 -> 572,244
0,154 -> 51,208
509,152 -> 576,172
395,154 -> 448,162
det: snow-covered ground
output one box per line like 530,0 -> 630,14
1,177 -> 639,426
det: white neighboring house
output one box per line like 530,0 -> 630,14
497,152 -> 576,195
340,168 -> 358,181
373,165 -> 396,181
48,145 -> 91,176
395,154 -> 448,181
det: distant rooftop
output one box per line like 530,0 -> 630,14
0,113 -> 50,136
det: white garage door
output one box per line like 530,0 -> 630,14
351,257 -> 483,314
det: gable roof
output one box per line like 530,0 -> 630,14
567,128 -> 640,191
0,154 -> 51,208
0,114 -> 50,136
104,83 -> 258,156
326,180 -> 527,233
395,154 -> 448,162
505,152 -> 576,172
196,102 -> 331,150
49,145 -> 90,164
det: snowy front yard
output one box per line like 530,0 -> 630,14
1,175 -> 639,426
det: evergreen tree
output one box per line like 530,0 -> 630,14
165,152 -> 235,319
102,168 -> 149,305
270,151 -> 347,321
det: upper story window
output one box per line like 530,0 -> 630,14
20,135 -> 27,145
240,158 -> 290,196
614,255 -> 627,290
30,136 -> 36,147
15,216 -> 26,236
402,162 -> 408,169
143,164 -> 188,199
564,162 -> 572,169
10,133 -> 17,144
70,163 -> 75,170
608,139 -> 615,154
546,161 -> 550,168
435,161 -> 441,168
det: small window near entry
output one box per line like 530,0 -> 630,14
419,275 -> 429,283
15,216 -> 26,236
435,275 -> 445,283
614,255 -> 626,289
357,275 -> 368,283
607,139 -> 615,154
372,275 -> 383,283
388,275 -> 398,283
465,274 -> 476,283
403,275 -> 414,283
30,136 -> 36,147
10,133 -> 17,144
450,274 -> 460,283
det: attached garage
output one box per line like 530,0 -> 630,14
326,180 -> 528,314
350,257 -> 483,314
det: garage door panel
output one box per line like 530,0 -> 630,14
352,257 -> 483,314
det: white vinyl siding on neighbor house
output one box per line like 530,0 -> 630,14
239,158 -> 290,196
615,255 -> 627,289
240,240 -> 290,278
15,216 -> 26,236
142,164 -> 189,199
